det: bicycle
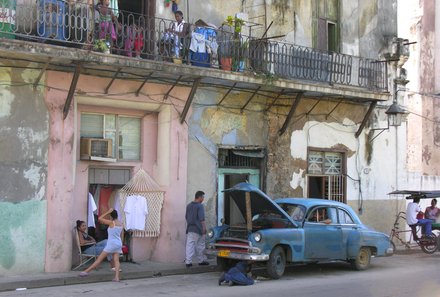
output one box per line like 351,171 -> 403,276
389,211 -> 438,254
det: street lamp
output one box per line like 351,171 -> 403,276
385,102 -> 407,127
370,101 -> 407,142
385,101 -> 407,127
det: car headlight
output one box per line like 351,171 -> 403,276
207,229 -> 214,238
253,232 -> 262,242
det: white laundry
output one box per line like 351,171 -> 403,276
87,192 -> 97,228
190,32 -> 206,53
124,195 -> 149,231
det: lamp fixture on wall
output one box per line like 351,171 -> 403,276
370,101 -> 407,142
385,101 -> 407,127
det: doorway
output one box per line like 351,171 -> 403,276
216,147 -> 265,226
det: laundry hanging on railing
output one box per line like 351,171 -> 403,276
119,169 -> 164,237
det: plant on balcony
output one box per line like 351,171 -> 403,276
93,39 -> 110,54
220,16 -> 245,71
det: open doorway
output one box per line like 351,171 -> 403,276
216,147 -> 265,225
118,0 -> 156,17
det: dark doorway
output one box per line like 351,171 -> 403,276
223,174 -> 248,225
118,0 -> 156,17
308,176 -> 325,199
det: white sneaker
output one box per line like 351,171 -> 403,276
111,268 -> 122,272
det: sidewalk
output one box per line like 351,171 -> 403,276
0,259 -> 218,293
0,248 -> 423,293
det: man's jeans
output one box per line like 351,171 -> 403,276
185,232 -> 206,264
417,219 -> 433,236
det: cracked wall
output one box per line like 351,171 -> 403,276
0,63 -> 48,274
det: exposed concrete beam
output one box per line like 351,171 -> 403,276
306,100 -> 321,115
135,71 -> 153,96
326,99 -> 343,119
164,75 -> 182,100
33,60 -> 51,90
217,82 -> 237,106
279,92 -> 304,136
265,88 -> 285,112
355,101 -> 377,138
63,64 -> 82,120
180,77 -> 201,124
104,67 -> 121,94
241,86 -> 261,113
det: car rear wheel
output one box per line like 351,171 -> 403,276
351,247 -> 371,270
266,246 -> 286,279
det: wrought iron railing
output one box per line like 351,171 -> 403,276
0,0 -> 387,91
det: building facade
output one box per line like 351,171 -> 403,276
0,0 -> 417,275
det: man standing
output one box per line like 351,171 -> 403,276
185,190 -> 209,267
406,197 -> 433,240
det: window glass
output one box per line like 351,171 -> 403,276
338,208 -> 354,224
278,203 -> 306,222
80,114 -> 103,138
104,114 -> 117,157
308,151 -> 324,174
118,116 -> 141,160
307,207 -> 329,223
80,113 -> 141,161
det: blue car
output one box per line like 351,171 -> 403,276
206,183 -> 393,279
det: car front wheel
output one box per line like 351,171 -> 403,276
350,247 -> 371,270
266,246 -> 286,279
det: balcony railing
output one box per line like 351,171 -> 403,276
0,0 -> 387,91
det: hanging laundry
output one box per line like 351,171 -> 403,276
124,195 -> 149,231
87,192 -> 97,228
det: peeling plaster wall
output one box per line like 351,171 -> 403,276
0,64 -> 48,275
357,0 -> 397,59
186,87 -> 268,230
401,0 -> 440,178
266,98 -> 404,233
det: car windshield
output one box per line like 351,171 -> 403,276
277,203 -> 306,222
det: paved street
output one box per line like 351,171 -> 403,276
2,253 -> 440,297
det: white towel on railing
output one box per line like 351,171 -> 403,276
190,32 -> 206,53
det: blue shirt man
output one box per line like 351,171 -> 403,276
185,190 -> 209,267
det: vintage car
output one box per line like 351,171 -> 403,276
206,183 -> 393,279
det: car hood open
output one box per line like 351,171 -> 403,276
223,182 -> 297,227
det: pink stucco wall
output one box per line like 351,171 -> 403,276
45,70 -> 190,272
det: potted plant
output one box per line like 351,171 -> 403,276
220,16 -> 245,71
93,39 -> 110,54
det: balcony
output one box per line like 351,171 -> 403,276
0,0 -> 389,105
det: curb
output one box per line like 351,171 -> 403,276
0,266 -> 219,293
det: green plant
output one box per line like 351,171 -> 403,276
93,38 -> 110,53
222,16 -> 247,71
224,15 -> 245,34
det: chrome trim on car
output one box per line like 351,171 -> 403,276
385,247 -> 394,256
205,249 -> 269,261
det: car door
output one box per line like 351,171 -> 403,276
304,206 -> 344,260
337,207 -> 360,257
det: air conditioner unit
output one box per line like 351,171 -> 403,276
80,138 -> 113,161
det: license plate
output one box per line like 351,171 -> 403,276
218,250 -> 230,257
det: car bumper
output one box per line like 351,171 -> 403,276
385,247 -> 394,256
205,249 -> 270,261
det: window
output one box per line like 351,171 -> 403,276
307,150 -> 346,203
338,208 -> 354,224
313,0 -> 339,52
80,113 -> 141,161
